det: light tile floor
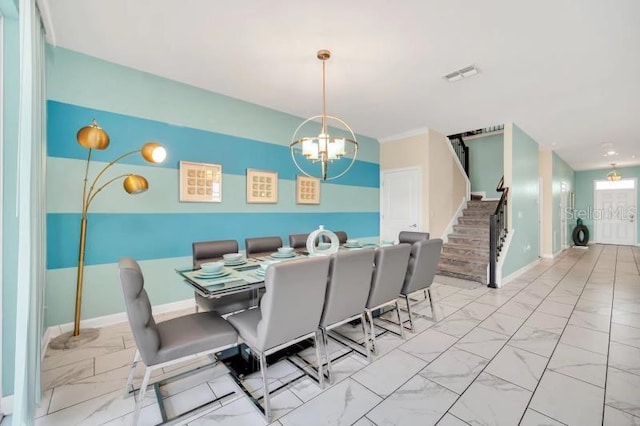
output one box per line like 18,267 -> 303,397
22,245 -> 640,425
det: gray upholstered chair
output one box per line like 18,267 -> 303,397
365,244 -> 412,354
119,258 -> 238,425
319,249 -> 376,382
322,230 -> 348,245
288,233 -> 309,249
226,256 -> 330,421
244,236 -> 283,257
334,231 -> 348,245
398,231 -> 430,244
192,239 -> 254,314
399,238 -> 443,331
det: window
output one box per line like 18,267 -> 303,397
595,179 -> 635,190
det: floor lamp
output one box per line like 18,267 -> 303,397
49,119 -> 167,350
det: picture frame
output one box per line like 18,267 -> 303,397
246,169 -> 278,203
296,175 -> 320,204
179,161 -> 222,202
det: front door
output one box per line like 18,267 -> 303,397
381,167 -> 421,242
594,179 -> 637,245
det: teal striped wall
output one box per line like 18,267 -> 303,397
2,11 -> 20,397
45,47 -> 380,327
467,133 -> 504,198
552,153 -> 575,253
504,124 -> 540,277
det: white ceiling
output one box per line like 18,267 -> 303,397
41,0 -> 640,171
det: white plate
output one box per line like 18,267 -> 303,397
194,269 -> 231,279
270,252 -> 295,258
224,259 -> 247,266
343,244 -> 362,248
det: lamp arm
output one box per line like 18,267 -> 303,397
86,174 -> 132,210
84,149 -> 140,212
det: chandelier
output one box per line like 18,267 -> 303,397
606,163 -> 622,181
290,50 -> 358,181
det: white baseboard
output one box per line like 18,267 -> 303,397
45,298 -> 196,342
541,253 -> 555,259
1,395 -> 13,416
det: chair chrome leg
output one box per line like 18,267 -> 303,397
424,289 -> 428,299
259,352 -> 271,422
124,350 -> 141,398
404,294 -> 415,333
360,313 -> 372,362
321,327 -> 333,384
132,367 -> 151,426
395,300 -> 406,340
427,288 -> 436,321
366,309 -> 377,356
314,330 -> 325,388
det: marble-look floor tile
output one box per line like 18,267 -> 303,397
454,327 -> 509,360
439,293 -> 476,309
366,375 -> 458,426
188,396 -> 268,426
431,311 -> 481,338
35,389 -> 142,426
279,379 -> 381,426
509,326 -> 560,358
162,382 -> 220,420
530,370 -> 604,426
560,324 -> 609,355
419,347 -> 488,394
614,301 -> 640,315
478,312 -> 525,337
606,367 -> 640,417
497,299 -> 537,319
609,342 -> 640,375
536,300 -> 575,318
41,358 -> 94,391
414,302 -> 460,321
604,404 -> 640,426
547,343 -> 607,387
612,310 -> 640,329
398,329 -> 458,363
523,311 -> 568,335
436,413 -> 469,426
351,417 -> 376,426
475,292 -> 515,307
485,345 -> 547,391
95,347 -> 137,375
450,372 -> 532,426
42,335 -> 126,372
611,323 -> 640,349
458,302 -> 497,321
574,299 -> 612,316
568,310 -> 611,333
47,365 -> 133,412
352,349 -> 426,397
519,408 -> 565,425
35,389 -> 53,418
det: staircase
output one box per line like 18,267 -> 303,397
438,200 -> 498,284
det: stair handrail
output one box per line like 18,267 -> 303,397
488,177 -> 509,288
448,134 -> 469,177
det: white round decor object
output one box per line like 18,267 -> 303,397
306,225 -> 340,255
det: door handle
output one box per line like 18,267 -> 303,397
409,224 -> 417,228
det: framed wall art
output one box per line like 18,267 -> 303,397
246,169 -> 278,203
296,175 -> 320,204
179,161 -> 222,202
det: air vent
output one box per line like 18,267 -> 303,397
444,65 -> 479,82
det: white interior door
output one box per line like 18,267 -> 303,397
594,179 -> 637,245
381,167 -> 421,242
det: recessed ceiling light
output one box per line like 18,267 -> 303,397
606,150 -> 618,156
444,65 -> 479,82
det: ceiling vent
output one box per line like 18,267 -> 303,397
444,65 -> 479,82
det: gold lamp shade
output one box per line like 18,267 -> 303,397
77,119 -> 110,150
123,174 -> 149,194
141,142 -> 167,164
